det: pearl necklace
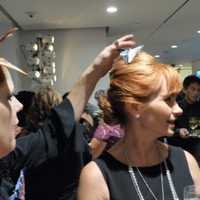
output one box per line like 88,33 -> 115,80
124,149 -> 180,200
128,165 -> 163,200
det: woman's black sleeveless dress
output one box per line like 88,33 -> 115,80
95,146 -> 193,200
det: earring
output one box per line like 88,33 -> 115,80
135,114 -> 140,119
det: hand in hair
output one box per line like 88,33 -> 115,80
92,34 -> 135,77
68,34 -> 136,121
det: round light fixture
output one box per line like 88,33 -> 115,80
106,6 -> 118,13
47,44 -> 54,52
34,71 -> 40,78
171,45 -> 178,49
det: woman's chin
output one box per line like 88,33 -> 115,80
167,128 -> 175,137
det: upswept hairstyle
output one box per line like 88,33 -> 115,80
102,51 -> 182,125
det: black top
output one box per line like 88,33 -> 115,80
95,146 -> 193,200
0,98 -> 91,200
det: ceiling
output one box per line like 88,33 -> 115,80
0,0 -> 200,64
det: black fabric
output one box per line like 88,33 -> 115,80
175,99 -> 200,131
170,98 -> 200,165
167,136 -> 200,166
0,98 -> 91,200
95,146 -> 193,200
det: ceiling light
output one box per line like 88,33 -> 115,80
106,6 -> 118,13
197,30 -> 200,34
154,55 -> 160,58
171,45 -> 178,49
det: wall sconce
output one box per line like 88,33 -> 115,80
22,34 -> 56,85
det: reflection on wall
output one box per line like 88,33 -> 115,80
192,60 -> 200,74
178,63 -> 192,81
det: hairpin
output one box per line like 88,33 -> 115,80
120,45 -> 144,64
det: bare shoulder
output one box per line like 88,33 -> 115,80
77,161 -> 110,200
184,150 -> 200,185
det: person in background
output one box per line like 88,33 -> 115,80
14,91 -> 35,137
12,86 -> 62,199
78,47 -> 200,200
0,29 -> 135,200
167,74 -> 200,165
175,75 -> 200,137
80,103 -> 100,143
27,86 -> 62,131
89,91 -> 124,159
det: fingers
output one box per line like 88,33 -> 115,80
118,40 -> 136,49
113,34 -> 136,50
118,34 -> 134,42
0,27 -> 18,43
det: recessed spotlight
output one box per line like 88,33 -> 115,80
106,6 -> 118,13
171,45 -> 178,49
197,30 -> 200,34
155,55 -> 160,58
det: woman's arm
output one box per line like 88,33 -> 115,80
77,161 -> 109,200
185,151 -> 200,186
68,34 -> 135,121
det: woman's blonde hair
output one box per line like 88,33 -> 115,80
103,51 -> 182,125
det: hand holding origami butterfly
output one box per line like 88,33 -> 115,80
92,34 -> 136,77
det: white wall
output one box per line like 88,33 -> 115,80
19,28 -> 109,104
0,23 -> 22,91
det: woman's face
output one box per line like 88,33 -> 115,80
0,67 -> 23,157
135,77 -> 182,138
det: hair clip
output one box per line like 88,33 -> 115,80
120,45 -> 144,64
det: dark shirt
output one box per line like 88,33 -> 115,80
0,98 -> 91,200
175,98 -> 200,131
168,98 -> 200,166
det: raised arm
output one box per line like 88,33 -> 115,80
67,34 -> 135,121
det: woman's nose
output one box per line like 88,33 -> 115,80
173,102 -> 182,117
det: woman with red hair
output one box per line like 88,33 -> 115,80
78,49 -> 200,200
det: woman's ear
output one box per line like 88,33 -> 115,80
125,102 -> 142,119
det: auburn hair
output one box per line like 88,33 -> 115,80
102,51 -> 182,125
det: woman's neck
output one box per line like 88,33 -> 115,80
109,127 -> 168,167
